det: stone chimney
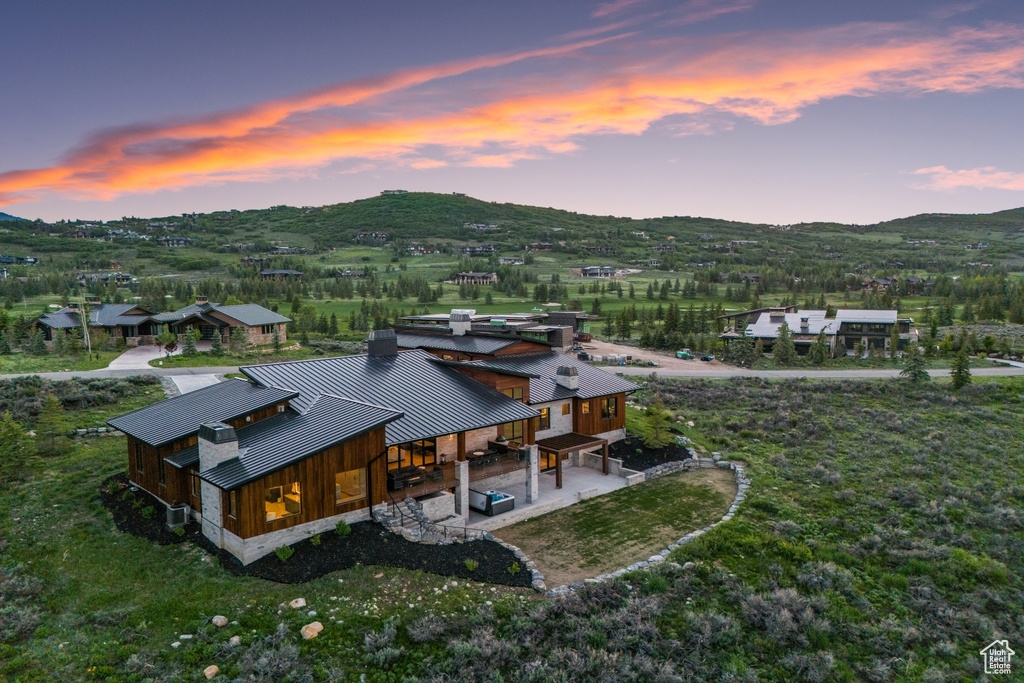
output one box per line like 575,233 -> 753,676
769,307 -> 787,321
195,295 -> 208,305
198,422 -> 237,549
198,423 -> 238,472
367,329 -> 398,357
800,317 -> 809,332
449,312 -> 471,336
555,365 -> 579,391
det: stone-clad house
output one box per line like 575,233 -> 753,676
108,331 -> 637,564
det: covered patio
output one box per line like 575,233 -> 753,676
535,432 -> 609,489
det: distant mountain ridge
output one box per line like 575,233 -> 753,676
0,212 -> 25,221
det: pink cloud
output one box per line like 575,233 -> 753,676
912,165 -> 1024,191
2,19 -> 1024,206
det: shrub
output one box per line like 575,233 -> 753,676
464,559 -> 478,572
172,526 -> 185,538
310,533 -> 322,546
335,519 -> 351,536
275,545 -> 294,562
140,505 -> 156,520
507,562 -> 521,575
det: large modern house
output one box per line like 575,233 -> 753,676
719,307 -> 915,356
35,296 -> 289,348
108,331 -> 637,564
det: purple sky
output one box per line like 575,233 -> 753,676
1,0 -> 1023,224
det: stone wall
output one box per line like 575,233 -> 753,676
469,464 -> 529,493
418,491 -> 456,521
222,507 -> 371,565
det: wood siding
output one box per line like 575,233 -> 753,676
572,393 -> 626,436
220,428 -> 386,540
125,402 -> 290,506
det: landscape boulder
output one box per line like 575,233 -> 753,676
211,615 -> 228,627
301,621 -> 324,640
288,598 -> 306,609
203,664 -> 219,679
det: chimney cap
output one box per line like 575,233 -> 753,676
556,365 -> 578,376
450,313 -> 471,322
198,422 -> 237,443
368,329 -> 397,341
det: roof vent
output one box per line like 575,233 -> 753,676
195,295 -> 208,305
449,312 -> 471,336
367,329 -> 398,357
555,365 -> 579,391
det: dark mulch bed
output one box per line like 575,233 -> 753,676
101,473 -> 202,545
100,474 -> 532,587
610,436 -> 693,471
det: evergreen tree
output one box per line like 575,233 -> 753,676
645,283 -> 655,300
753,338 -> 764,366
950,349 -> 971,390
0,333 -> 11,355
29,329 -> 47,356
271,329 -> 281,352
181,328 -> 198,356
0,411 -> 31,482
485,292 -> 493,305
35,394 -> 72,457
889,323 -> 900,361
328,313 -> 339,337
52,330 -> 68,357
229,327 -> 248,355
211,331 -> 224,354
773,322 -> 798,366
900,345 -> 929,384
628,284 -> 635,299
643,395 -> 672,448
616,309 -> 633,338
591,298 -> 601,316
602,315 -> 614,338
807,330 -> 829,366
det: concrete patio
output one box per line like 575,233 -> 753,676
465,461 -> 633,532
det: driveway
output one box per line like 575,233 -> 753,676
106,344 -> 176,370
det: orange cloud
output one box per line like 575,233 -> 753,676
912,165 -> 1024,191
2,20 -> 1024,206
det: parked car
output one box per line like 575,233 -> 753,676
675,348 -> 693,359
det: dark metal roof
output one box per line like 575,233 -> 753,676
454,351 -> 639,404
199,394 -> 402,489
107,379 -> 298,446
165,445 -> 199,469
151,302 -> 290,326
37,303 -> 152,329
240,349 -> 539,446
395,332 -> 518,355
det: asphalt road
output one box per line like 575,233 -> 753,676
613,365 -> 1024,379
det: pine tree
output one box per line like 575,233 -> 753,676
643,395 -> 672,448
211,331 -> 224,354
753,338 -> 764,366
807,330 -> 829,366
900,345 -> 929,384
0,411 -> 31,482
603,315 -> 614,338
645,283 -> 655,300
52,330 -> 68,357
0,333 -> 11,355
35,394 -> 72,457
29,329 -> 47,356
328,313 -> 339,337
950,349 -> 971,390
773,322 -> 798,366
181,328 -> 197,356
628,284 -> 635,299
229,327 -> 248,355
889,323 -> 900,361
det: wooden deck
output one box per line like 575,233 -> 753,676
387,452 -> 529,502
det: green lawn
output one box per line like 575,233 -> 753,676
148,345 -> 329,368
496,468 -> 735,586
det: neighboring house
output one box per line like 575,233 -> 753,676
834,309 -> 912,353
580,266 -> 614,278
35,297 -> 158,346
156,236 -> 190,247
108,333 -> 637,565
527,242 -> 552,251
457,245 -> 496,256
739,308 -> 834,354
335,269 -> 366,278
454,272 -> 497,285
498,256 -> 524,265
151,297 -> 290,345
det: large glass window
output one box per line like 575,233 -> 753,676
503,387 -> 526,441
388,440 -> 436,470
265,482 -> 301,522
539,407 -> 550,430
601,397 -> 617,419
336,469 -> 367,505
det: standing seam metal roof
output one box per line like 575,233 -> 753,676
199,394 -> 403,489
452,351 -> 640,404
240,350 -> 539,446
395,332 -> 518,355
106,378 -> 298,446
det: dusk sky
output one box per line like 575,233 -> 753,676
2,0 -> 1024,224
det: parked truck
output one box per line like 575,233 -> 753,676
675,348 -> 693,359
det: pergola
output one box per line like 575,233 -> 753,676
535,432 -> 609,489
